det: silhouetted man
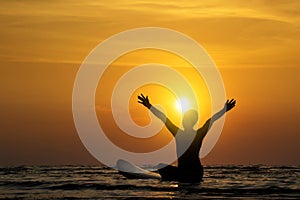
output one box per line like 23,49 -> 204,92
138,94 -> 236,183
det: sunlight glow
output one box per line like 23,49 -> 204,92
175,97 -> 190,113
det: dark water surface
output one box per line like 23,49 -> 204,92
0,165 -> 299,199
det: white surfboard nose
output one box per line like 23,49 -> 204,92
116,159 -> 161,180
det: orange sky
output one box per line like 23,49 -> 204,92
0,0 -> 299,165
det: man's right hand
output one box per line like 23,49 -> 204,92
224,99 -> 236,112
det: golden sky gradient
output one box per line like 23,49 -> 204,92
0,0 -> 299,165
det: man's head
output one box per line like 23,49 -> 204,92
182,109 -> 198,130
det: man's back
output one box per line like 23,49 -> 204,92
176,129 -> 203,169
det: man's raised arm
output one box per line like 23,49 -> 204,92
138,94 -> 179,136
198,99 -> 236,136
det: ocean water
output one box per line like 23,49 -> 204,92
0,165 -> 299,199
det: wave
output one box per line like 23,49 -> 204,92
1,165 -> 299,199
2,180 -> 299,195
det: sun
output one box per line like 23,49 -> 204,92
175,97 -> 190,113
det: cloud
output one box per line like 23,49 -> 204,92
0,0 -> 299,67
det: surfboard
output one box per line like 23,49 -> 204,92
116,159 -> 161,180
